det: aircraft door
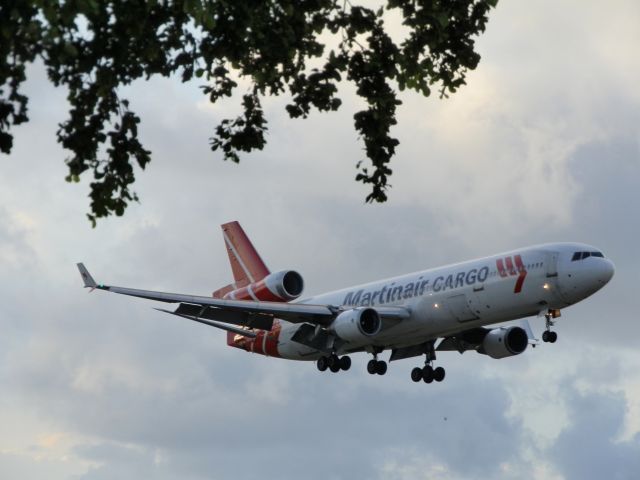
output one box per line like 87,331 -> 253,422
545,252 -> 559,278
446,294 -> 479,322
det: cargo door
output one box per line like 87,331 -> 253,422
545,252 -> 559,278
446,294 -> 479,322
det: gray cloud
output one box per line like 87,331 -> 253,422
2,1 -> 639,479
551,387 -> 640,480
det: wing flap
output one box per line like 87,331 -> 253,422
436,328 -> 488,353
174,303 -> 274,330
389,342 -> 430,362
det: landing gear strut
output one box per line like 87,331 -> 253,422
367,348 -> 387,375
410,342 -> 446,384
542,309 -> 560,343
317,354 -> 351,373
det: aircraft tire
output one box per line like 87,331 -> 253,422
542,331 -> 549,342
549,331 -> 558,343
422,365 -> 434,383
367,359 -> 378,374
317,357 -> 328,372
340,356 -> 351,371
434,366 -> 446,382
411,367 -> 423,382
329,363 -> 341,373
376,361 -> 387,375
327,354 -> 339,368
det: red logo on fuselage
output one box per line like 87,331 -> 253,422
496,255 -> 527,293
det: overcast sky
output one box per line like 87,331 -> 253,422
1,1 -> 639,479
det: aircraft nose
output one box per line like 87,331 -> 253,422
598,259 -> 615,285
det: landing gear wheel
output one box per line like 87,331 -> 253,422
339,356 -> 352,371
326,354 -> 339,368
422,365 -> 434,383
375,361 -> 387,375
542,331 -> 558,343
329,362 -> 341,373
411,367 -> 423,382
367,359 -> 378,375
543,310 -> 559,343
317,356 -> 328,372
433,366 -> 446,382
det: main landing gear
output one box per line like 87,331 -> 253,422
317,354 -> 351,373
411,365 -> 445,383
410,342 -> 446,384
366,348 -> 387,375
367,358 -> 387,375
542,309 -> 561,343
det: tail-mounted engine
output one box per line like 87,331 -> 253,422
479,326 -> 529,359
224,270 -> 304,302
329,308 -> 382,343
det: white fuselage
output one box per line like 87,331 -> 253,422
273,242 -> 614,360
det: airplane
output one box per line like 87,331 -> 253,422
77,221 -> 615,384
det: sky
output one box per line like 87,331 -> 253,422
1,1 -> 639,479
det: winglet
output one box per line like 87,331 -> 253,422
77,263 -> 98,289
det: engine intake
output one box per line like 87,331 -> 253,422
480,326 -> 529,359
224,270 -> 304,302
329,308 -> 382,343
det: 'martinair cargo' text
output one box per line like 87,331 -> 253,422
343,266 -> 490,307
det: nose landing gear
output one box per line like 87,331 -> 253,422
542,309 -> 561,343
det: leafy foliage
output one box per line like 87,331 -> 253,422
1,0 -> 498,224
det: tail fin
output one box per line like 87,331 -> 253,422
221,221 -> 270,286
213,221 -> 270,298
213,221 -> 272,348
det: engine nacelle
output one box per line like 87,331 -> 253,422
480,326 -> 529,359
329,308 -> 382,343
224,270 -> 304,302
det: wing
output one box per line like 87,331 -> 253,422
76,264 -> 410,331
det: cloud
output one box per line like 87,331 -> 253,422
551,386 -> 640,480
1,1 -> 639,479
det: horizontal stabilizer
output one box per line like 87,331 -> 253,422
155,308 -> 257,338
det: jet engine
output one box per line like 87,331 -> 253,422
479,326 -> 529,359
329,308 -> 382,343
224,270 -> 304,302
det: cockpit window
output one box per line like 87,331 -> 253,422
572,251 -> 605,261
